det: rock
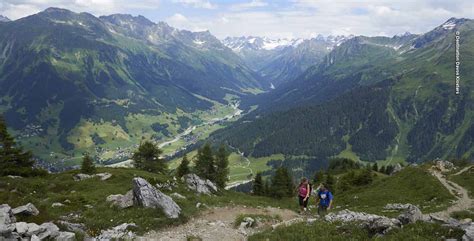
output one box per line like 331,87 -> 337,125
95,172 -> 112,181
73,173 -> 92,181
239,217 -> 255,229
26,223 -> 45,237
325,209 -> 401,235
55,231 -> 75,241
57,221 -> 86,234
461,218 -> 473,225
39,222 -> 60,239
52,202 -> 65,208
0,204 -> 15,225
434,159 -> 455,172
0,224 -> 15,235
96,223 -> 137,240
271,218 -> 304,230
196,203 -> 202,208
368,217 -> 401,234
12,203 -> 39,216
398,205 -> 423,224
7,175 -> 22,179
132,177 -> 181,219
170,193 -> 186,200
182,174 -> 218,195
31,234 -> 40,241
156,180 -> 176,191
15,222 -> 28,235
307,218 -> 318,224
84,204 -> 93,209
391,163 -> 403,175
106,190 -> 134,209
384,203 -> 413,210
463,222 -> 474,241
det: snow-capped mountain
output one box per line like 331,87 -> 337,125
0,15 -> 10,22
222,35 -> 354,88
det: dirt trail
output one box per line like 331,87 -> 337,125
428,168 -> 473,219
453,165 -> 473,176
140,206 -> 299,241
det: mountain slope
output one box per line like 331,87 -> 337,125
211,18 -> 474,164
0,8 -> 262,165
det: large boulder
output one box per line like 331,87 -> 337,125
12,203 -> 39,216
55,231 -> 75,241
463,222 -> 474,241
73,173 -> 92,181
182,174 -> 218,195
0,204 -> 15,225
390,164 -> 403,175
132,177 -> 181,219
434,159 -> 455,172
397,205 -> 423,224
106,190 -> 134,209
38,222 -> 60,239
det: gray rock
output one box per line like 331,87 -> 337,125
325,209 -> 401,234
12,203 -> 40,216
95,172 -> 112,181
271,218 -> 304,230
31,234 -> 40,241
73,173 -> 92,181
6,175 -> 22,179
15,222 -> 28,235
96,223 -> 137,240
368,217 -> 401,234
25,223 -> 45,237
463,222 -> 474,241
182,174 -> 218,195
55,231 -> 75,241
39,222 -> 60,239
0,204 -> 15,225
384,203 -> 413,210
106,190 -> 134,209
84,204 -> 93,209
170,193 -> 186,200
390,163 -> 403,175
132,177 -> 181,219
398,205 -> 423,224
52,202 -> 65,208
0,224 -> 15,235
57,221 -> 86,234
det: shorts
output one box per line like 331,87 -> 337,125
298,196 -> 308,207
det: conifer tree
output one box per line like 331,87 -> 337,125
132,140 -> 167,174
215,144 -> 229,188
372,163 -> 379,172
326,172 -> 336,193
176,154 -> 190,178
313,170 -> 325,184
81,154 -> 96,174
0,116 -> 38,176
271,167 -> 294,198
195,143 -> 215,181
253,172 -> 264,195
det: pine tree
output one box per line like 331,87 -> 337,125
372,163 -> 379,172
0,116 -> 38,177
379,165 -> 386,174
81,154 -> 96,174
195,143 -> 215,182
313,170 -> 325,184
253,172 -> 264,195
385,165 -> 394,175
132,140 -> 167,174
215,144 -> 229,188
176,154 -> 190,178
263,179 -> 271,196
271,167 -> 294,198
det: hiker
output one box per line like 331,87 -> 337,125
316,183 -> 333,217
297,177 -> 310,214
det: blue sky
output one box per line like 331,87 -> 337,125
1,0 -> 473,38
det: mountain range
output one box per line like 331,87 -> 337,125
211,17 -> 474,170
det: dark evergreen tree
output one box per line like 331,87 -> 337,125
132,140 -> 167,174
215,144 -> 229,188
176,154 -> 190,178
0,116 -> 41,177
270,167 -> 294,199
385,165 -> 394,175
313,170 -> 325,184
379,165 -> 386,174
263,179 -> 271,196
252,172 -> 264,195
372,163 -> 379,172
81,154 -> 96,174
326,172 -> 336,193
195,143 -> 216,182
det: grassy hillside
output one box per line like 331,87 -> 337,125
449,167 -> 474,198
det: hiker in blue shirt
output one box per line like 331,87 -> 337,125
315,183 -> 333,217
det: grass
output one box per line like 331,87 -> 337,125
449,167 -> 474,198
450,208 -> 474,220
0,167 -> 297,236
233,214 -> 282,228
334,167 -> 455,215
249,220 -> 465,241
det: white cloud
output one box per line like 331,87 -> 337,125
172,0 -> 216,9
230,0 -> 268,11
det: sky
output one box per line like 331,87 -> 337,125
0,0 -> 473,39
